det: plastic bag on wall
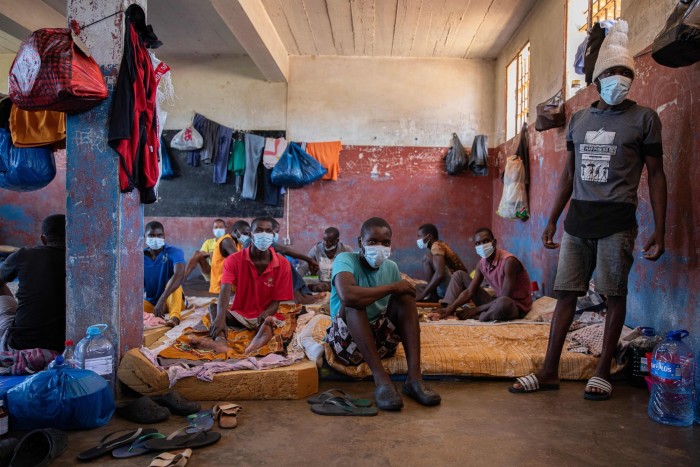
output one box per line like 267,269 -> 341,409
271,142 -> 327,188
652,0 -> 700,68
445,133 -> 467,175
0,128 -> 56,192
497,155 -> 529,220
9,28 -> 108,113
170,124 -> 203,150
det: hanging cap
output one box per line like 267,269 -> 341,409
592,20 -> 635,82
86,324 -> 108,337
640,327 -> 655,337
665,330 -> 689,341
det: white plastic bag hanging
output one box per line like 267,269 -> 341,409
170,124 -> 202,151
497,155 -> 529,220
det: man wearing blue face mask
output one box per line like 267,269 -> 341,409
327,217 -> 441,411
144,221 -> 186,327
510,20 -> 667,401
184,219 -> 227,283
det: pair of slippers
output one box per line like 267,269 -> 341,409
308,389 -> 378,416
509,373 -> 612,401
77,427 -> 220,462
186,403 -> 242,431
1,428 -> 67,467
116,391 -> 201,424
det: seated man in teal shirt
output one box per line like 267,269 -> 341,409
328,217 -> 441,411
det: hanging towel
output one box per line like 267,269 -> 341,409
228,138 -> 245,173
468,135 -> 488,176
213,126 -> 233,184
262,137 -> 288,169
305,141 -> 342,181
9,106 -> 65,147
241,133 -> 265,200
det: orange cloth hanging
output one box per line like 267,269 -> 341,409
9,106 -> 66,148
305,141 -> 342,181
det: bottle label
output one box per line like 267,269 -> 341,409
0,416 -> 7,435
639,357 -> 648,372
650,359 -> 681,380
84,356 -> 113,376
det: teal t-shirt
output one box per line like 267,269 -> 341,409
330,252 -> 401,323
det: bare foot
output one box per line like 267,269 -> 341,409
299,292 -> 328,305
245,316 -> 275,353
165,317 -> 180,328
455,308 -> 479,320
189,335 -> 230,353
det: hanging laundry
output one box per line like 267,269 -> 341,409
228,137 -> 246,193
241,134 -> 265,200
107,4 -> 160,204
262,167 -> 281,206
305,141 -> 342,181
189,113 -> 218,164
9,106 -> 65,148
149,51 -> 173,196
262,137 -> 288,169
213,126 -> 233,184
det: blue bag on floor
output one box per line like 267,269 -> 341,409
7,363 -> 115,430
0,128 -> 56,191
271,142 -> 327,188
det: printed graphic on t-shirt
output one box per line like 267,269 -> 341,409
579,129 -> 616,183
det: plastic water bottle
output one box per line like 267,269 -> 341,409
61,339 -> 78,368
627,327 -> 662,388
648,330 -> 695,426
47,355 -> 66,370
74,324 -> 116,392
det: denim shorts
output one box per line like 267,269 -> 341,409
553,227 -> 637,296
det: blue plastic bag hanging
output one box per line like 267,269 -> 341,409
0,128 -> 56,191
7,358 -> 115,430
271,142 -> 327,188
160,138 -> 175,179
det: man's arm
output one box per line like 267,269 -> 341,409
499,257 -> 522,298
211,283 -> 232,339
334,271 -> 415,310
642,156 -> 667,261
417,254 -> 446,301
542,150 -> 575,249
274,244 -> 319,273
220,238 -> 237,257
257,300 -> 281,326
184,250 -> 208,280
153,263 -> 185,318
444,269 -> 484,315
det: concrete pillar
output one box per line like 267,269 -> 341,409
65,1 -> 146,359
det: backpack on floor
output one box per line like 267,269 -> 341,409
652,0 -> 700,68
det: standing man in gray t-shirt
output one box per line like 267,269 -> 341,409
509,20 -> 667,401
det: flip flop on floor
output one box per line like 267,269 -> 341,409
77,428 -> 157,461
310,396 -> 378,417
149,449 -> 193,467
186,410 -> 214,433
584,377 -> 613,401
111,432 -> 166,458
143,427 -> 221,451
212,403 -> 242,429
307,389 -> 373,407
508,374 -> 560,394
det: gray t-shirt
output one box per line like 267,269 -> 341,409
564,100 -> 663,238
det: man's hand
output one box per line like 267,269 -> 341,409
210,316 -> 227,340
153,301 -> 166,318
542,223 -> 560,249
392,280 -> 416,297
257,310 -> 275,328
642,232 -> 665,261
308,259 -> 319,275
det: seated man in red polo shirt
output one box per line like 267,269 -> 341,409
208,216 -> 294,353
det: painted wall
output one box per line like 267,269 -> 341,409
623,0 -> 678,56
287,56 -> 495,147
492,55 -> 700,349
0,54 -> 13,94
160,54 -> 287,131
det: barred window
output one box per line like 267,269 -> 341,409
506,42 -> 530,140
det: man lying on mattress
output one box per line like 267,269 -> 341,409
428,227 -> 532,322
200,216 -> 294,354
328,217 -> 441,411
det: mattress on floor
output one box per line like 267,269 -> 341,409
118,348 -> 318,400
312,315 -> 621,380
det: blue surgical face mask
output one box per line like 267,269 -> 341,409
213,228 -> 226,239
362,244 -> 391,269
146,237 -> 165,250
253,232 -> 274,251
238,233 -> 250,245
598,75 -> 632,106
273,232 -> 279,244
475,242 -> 495,259
416,236 -> 428,250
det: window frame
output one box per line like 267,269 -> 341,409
505,41 -> 531,141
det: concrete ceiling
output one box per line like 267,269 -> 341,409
261,0 -> 539,59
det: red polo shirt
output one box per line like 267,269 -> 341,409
221,247 -> 294,320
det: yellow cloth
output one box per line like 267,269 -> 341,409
9,106 -> 66,147
306,141 -> 342,181
209,234 -> 242,294
144,285 -> 185,320
200,238 -> 217,254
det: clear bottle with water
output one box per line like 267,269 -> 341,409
648,330 -> 695,426
61,339 -> 78,368
74,324 -> 115,393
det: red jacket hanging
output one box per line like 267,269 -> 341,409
108,5 -> 159,204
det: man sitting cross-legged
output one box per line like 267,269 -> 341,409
429,227 -> 532,322
144,221 -> 186,328
205,217 -> 294,354
328,217 -> 440,410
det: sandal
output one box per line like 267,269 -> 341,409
212,403 -> 242,429
77,428 -> 156,461
310,397 -> 378,417
307,389 -> 373,407
584,376 -> 613,401
508,374 -> 560,394
149,449 -> 193,467
186,410 -> 214,433
111,432 -> 166,458
10,429 -> 67,467
143,427 -> 221,451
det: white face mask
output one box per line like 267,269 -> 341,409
146,237 -> 165,250
416,236 -> 428,250
213,228 -> 226,239
324,242 -> 338,252
273,233 -> 279,244
598,75 -> 632,106
475,242 -> 495,259
238,233 -> 250,245
363,244 -> 391,269
253,232 -> 274,251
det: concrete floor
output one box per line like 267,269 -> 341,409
47,379 -> 697,466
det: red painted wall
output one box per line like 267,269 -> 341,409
492,53 -> 700,348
